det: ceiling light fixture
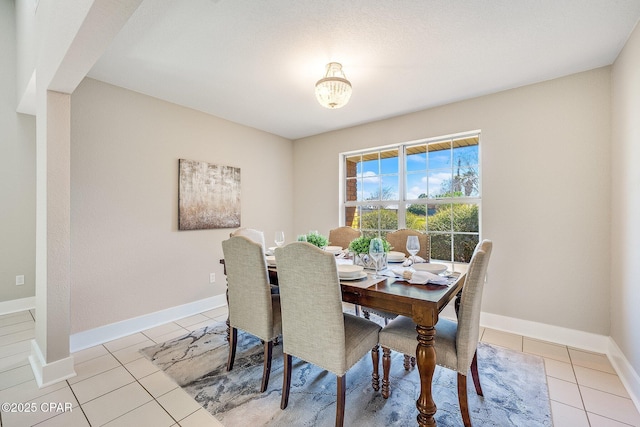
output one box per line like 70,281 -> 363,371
315,62 -> 352,109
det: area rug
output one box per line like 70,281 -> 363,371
141,321 -> 552,426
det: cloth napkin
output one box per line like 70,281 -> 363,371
387,268 -> 448,285
408,271 -> 448,285
402,256 -> 427,267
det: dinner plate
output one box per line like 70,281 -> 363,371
324,245 -> 343,255
339,272 -> 367,281
387,251 -> 406,262
412,263 -> 447,275
336,264 -> 364,278
265,255 -> 276,266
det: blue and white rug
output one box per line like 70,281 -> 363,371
141,321 -> 552,426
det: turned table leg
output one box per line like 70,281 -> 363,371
416,324 -> 437,427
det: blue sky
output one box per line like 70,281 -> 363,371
356,144 -> 478,201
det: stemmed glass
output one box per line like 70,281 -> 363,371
369,238 -> 385,278
406,236 -> 420,263
274,231 -> 285,248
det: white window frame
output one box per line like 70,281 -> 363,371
339,130 -> 482,267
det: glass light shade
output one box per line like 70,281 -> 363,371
315,62 -> 352,109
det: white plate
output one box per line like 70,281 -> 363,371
265,255 -> 276,266
324,245 -> 343,255
387,256 -> 407,263
412,263 -> 447,275
387,251 -> 406,262
337,264 -> 364,278
339,272 -> 367,281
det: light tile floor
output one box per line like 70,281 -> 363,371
1,306 -> 639,427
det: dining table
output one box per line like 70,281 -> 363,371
219,257 -> 465,427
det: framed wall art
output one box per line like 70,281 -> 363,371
178,159 -> 241,230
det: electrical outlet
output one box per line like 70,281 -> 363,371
209,273 -> 216,284
16,275 -> 24,286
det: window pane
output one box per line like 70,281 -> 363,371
428,169 -> 452,197
380,149 -> 399,175
344,205 -> 358,228
428,140 -> 452,169
431,233 -> 451,261
406,145 -> 426,172
359,206 -> 398,232
380,175 -> 399,200
427,203 -> 451,231
362,153 -> 379,176
362,177 -> 380,201
452,140 -> 479,197
452,203 -> 479,233
345,178 -> 358,202
406,172 -> 426,199
406,203 -> 426,230
355,178 -> 366,201
345,155 -> 360,179
453,234 -> 479,263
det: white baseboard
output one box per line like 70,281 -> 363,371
480,311 -> 610,353
29,339 -> 76,388
69,294 -> 227,353
478,311 -> 640,413
0,297 -> 36,316
607,338 -> 640,412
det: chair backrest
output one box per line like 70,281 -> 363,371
274,242 -> 347,374
230,227 -> 266,252
328,226 -> 361,250
385,229 -> 430,261
455,239 -> 492,374
222,236 -> 275,341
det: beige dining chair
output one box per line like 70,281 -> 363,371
221,236 -> 282,392
373,239 -> 493,427
274,242 -> 381,427
384,228 -> 430,261
328,226 -> 361,250
230,227 -> 279,294
230,227 -> 266,251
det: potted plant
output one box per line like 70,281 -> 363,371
348,236 -> 391,270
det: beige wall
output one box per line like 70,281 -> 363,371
611,22 -> 640,374
70,78 -> 293,333
0,0 -> 36,303
294,68 -> 611,335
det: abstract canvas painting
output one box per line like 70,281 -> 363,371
179,159 -> 240,230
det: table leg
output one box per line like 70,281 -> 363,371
415,324 -> 437,427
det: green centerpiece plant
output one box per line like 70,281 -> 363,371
348,236 -> 391,254
304,232 -> 329,248
348,236 -> 391,270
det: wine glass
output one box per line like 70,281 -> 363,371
275,231 -> 285,248
406,236 -> 420,263
369,238 -> 385,278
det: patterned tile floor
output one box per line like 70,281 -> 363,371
0,305 -> 639,426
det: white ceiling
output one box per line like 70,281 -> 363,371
87,0 -> 640,140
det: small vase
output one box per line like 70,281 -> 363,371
352,253 -> 387,270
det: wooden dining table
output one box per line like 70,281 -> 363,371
220,258 -> 465,427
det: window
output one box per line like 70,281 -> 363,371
341,132 -> 480,266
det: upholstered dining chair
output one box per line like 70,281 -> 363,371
328,226 -> 361,250
230,227 -> 266,251
374,239 -> 493,427
221,236 -> 282,392
274,242 -> 381,427
384,228 -> 430,261
230,227 -> 279,294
